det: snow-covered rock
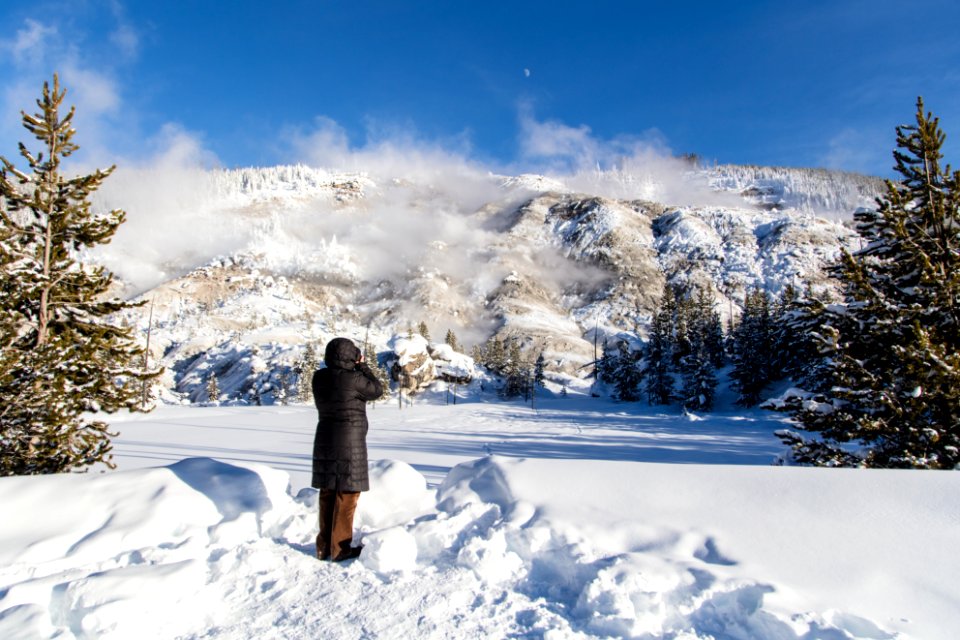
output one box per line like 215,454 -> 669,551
427,342 -> 475,383
386,334 -> 437,392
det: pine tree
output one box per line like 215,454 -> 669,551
481,336 -> 506,374
678,288 -> 719,411
276,371 -> 289,405
681,341 -> 717,411
501,340 -> 530,398
444,329 -> 461,352
645,297 -> 674,405
296,342 -> 318,402
417,321 -> 431,342
671,294 -> 694,367
0,75 -> 161,476
597,339 -> 615,384
610,340 -> 643,402
206,372 -> 220,404
534,352 -> 546,388
695,289 -> 725,368
776,98 -> 960,468
363,342 -> 390,402
729,287 -> 775,406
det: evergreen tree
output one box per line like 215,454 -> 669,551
695,289 -> 726,368
597,339 -> 615,384
678,287 -> 719,411
444,329 -> 461,353
206,372 -> 220,404
296,342 -> 318,402
771,284 -> 820,381
533,352 -> 546,388
417,321 -> 431,342
276,371 -> 289,405
363,342 -> 391,402
671,294 -> 694,367
729,287 -> 775,406
501,340 -> 531,398
644,298 -> 674,405
481,336 -> 506,373
610,340 -> 643,402
681,341 -> 717,411
0,75 -> 160,476
776,99 -> 960,468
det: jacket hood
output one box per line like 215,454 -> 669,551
324,337 -> 360,370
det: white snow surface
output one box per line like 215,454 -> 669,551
2,398 -> 958,639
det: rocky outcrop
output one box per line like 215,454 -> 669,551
387,335 -> 438,394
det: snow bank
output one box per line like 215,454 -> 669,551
3,454 -> 956,639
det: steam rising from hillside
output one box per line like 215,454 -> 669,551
91,112 -> 878,309
91,113 -> 730,298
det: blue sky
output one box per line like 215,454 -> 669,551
2,0 -> 959,178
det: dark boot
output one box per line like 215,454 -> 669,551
333,544 -> 363,562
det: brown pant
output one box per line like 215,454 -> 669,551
317,489 -> 360,561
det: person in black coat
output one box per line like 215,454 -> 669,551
311,337 -> 383,561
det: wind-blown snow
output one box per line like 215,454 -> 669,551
2,399 -> 957,639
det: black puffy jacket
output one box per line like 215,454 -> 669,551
311,338 -> 384,491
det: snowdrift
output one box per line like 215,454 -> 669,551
2,456 -> 957,639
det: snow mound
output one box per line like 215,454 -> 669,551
2,454 -> 957,639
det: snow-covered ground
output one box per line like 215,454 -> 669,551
2,398 -> 958,639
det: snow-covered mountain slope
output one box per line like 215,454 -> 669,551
94,163 -> 878,402
705,164 -> 885,215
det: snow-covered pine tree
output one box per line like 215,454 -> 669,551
670,294 -> 694,367
776,99 -> 960,469
644,288 -> 674,405
501,339 -> 531,399
771,284 -> 823,383
597,339 -> 615,384
677,288 -> 719,411
610,340 -> 643,402
444,329 -> 461,353
417,321 -> 431,342
681,340 -> 717,411
295,342 -> 318,402
0,75 -> 161,475
480,336 -> 506,374
696,288 -> 726,369
276,371 -> 289,405
363,342 -> 391,402
729,287 -> 775,406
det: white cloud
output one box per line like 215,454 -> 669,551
519,113 -> 600,169
6,19 -> 56,64
819,128 -> 888,175
61,62 -> 121,115
514,107 -> 740,206
110,23 -> 140,60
